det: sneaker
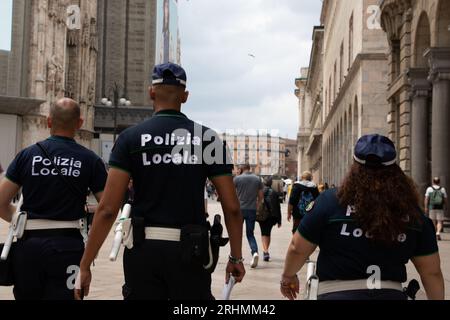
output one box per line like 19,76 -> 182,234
250,253 -> 259,268
263,252 -> 270,262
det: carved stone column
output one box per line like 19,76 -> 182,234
426,48 -> 450,195
407,68 -> 431,194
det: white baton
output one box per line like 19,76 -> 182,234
109,204 -> 132,261
1,230 -> 14,261
222,276 -> 236,300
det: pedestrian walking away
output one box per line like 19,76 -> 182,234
0,98 -> 107,300
75,62 -> 245,300
425,177 -> 447,241
257,176 -> 282,262
281,134 -> 445,301
288,171 -> 320,234
234,164 -> 264,269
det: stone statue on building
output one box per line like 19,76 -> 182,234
67,29 -> 79,47
65,84 -> 74,99
88,83 -> 95,106
46,60 -> 57,93
82,15 -> 90,47
89,18 -> 98,52
57,2 -> 67,25
48,0 -> 58,18
47,55 -> 64,95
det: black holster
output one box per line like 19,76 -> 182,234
132,217 -> 145,248
205,215 -> 229,274
180,224 -> 210,268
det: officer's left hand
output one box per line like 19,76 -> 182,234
280,274 -> 299,300
226,261 -> 246,284
277,223 -> 282,229
74,267 -> 92,300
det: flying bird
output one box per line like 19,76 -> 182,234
248,53 -> 256,58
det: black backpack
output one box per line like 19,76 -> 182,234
256,188 -> 272,222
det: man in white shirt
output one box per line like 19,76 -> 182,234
425,177 -> 447,241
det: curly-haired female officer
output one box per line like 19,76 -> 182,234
281,134 -> 444,300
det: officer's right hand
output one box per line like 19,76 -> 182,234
226,262 -> 245,284
74,267 -> 92,300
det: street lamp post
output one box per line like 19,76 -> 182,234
101,82 -> 131,143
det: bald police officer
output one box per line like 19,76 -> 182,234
0,98 -> 107,300
76,63 -> 245,300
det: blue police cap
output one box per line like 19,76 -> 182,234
354,134 -> 397,167
152,63 -> 187,87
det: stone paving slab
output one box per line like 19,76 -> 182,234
0,201 -> 449,300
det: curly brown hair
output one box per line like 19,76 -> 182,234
337,163 -> 422,243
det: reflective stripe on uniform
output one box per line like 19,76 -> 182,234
25,219 -> 82,231
145,227 -> 181,242
318,280 -> 403,296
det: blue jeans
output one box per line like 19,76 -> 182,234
241,209 -> 258,255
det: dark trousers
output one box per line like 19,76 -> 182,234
318,289 -> 408,300
241,209 -> 259,255
258,217 -> 277,237
12,235 -> 84,300
123,240 -> 214,300
292,218 -> 302,234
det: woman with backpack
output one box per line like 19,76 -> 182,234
257,177 -> 282,262
287,171 -> 320,234
281,134 -> 444,300
425,177 -> 447,241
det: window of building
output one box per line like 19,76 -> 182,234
334,62 -> 337,99
392,40 -> 401,79
395,102 -> 401,152
329,77 -> 332,109
340,42 -> 344,88
349,13 -> 354,69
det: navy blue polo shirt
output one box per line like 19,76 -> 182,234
298,189 -> 438,283
6,136 -> 107,221
109,110 -> 233,228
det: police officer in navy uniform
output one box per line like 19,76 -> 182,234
0,98 -> 107,300
281,134 -> 445,300
76,63 -> 245,300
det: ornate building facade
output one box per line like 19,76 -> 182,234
94,0 -> 160,161
296,26 -> 325,183
296,0 -> 391,186
95,0 -> 157,114
0,0 -> 98,168
25,0 -> 98,148
380,0 -> 450,195
220,133 -> 287,177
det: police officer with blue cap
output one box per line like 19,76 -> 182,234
281,134 -> 445,300
76,62 -> 245,300
0,98 -> 107,300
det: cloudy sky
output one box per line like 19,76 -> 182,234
0,0 -> 12,51
178,0 -> 323,139
0,0 -> 323,138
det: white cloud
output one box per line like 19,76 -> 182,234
178,0 -> 322,139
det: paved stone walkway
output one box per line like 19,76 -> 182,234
0,201 -> 449,300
